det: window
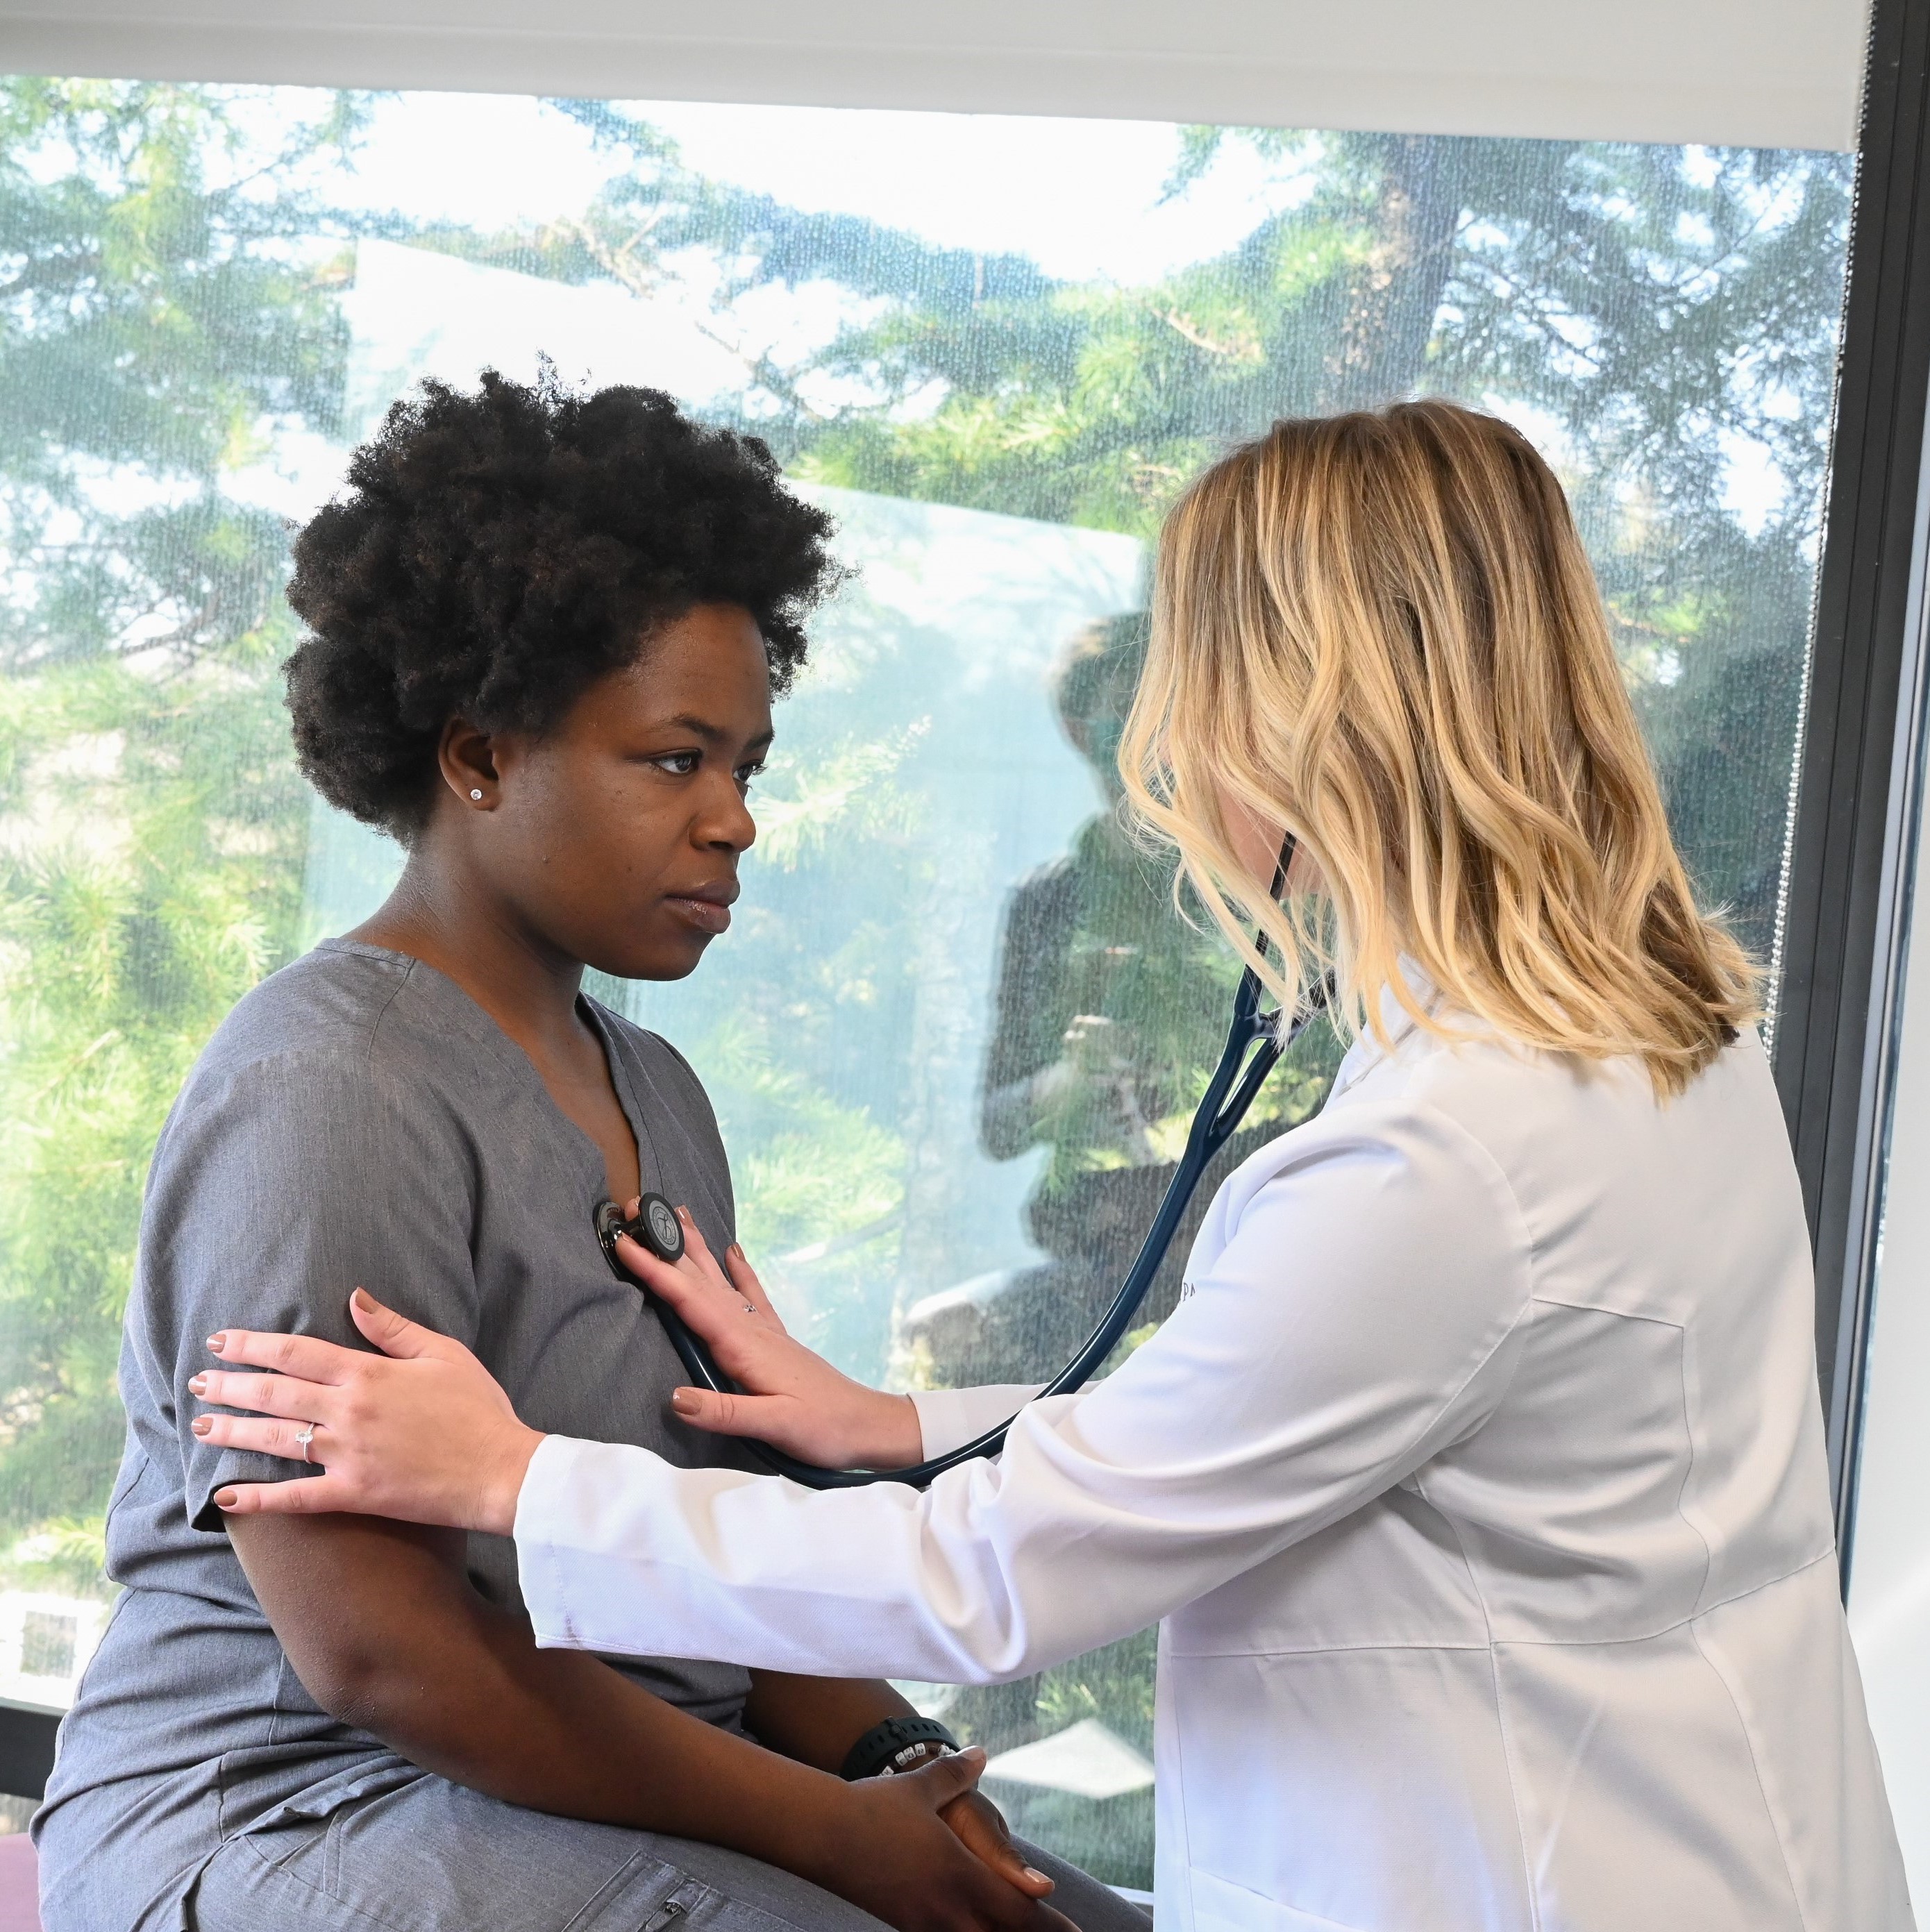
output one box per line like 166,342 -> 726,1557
16,1613 -> 74,1686
0,80 -> 1856,1881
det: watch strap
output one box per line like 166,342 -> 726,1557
839,1715 -> 960,1781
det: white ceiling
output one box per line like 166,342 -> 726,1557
0,0 -> 1872,152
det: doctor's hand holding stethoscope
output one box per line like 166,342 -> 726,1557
191,399 -> 1913,1932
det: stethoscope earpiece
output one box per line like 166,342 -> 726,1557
595,1191 -> 687,1275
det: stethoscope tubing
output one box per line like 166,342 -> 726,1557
637,836 -> 1323,1490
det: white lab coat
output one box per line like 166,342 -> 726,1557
515,999 -> 1913,1931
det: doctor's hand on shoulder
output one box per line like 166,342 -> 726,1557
194,1284 -> 538,1534
192,1207 -> 917,1536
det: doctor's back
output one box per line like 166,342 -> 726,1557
1157,1002 -> 1910,1931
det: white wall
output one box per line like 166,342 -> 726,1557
0,0 -> 1870,151
1850,819 -> 1930,1908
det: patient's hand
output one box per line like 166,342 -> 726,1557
227,1513 -> 1075,1932
619,1210 -> 924,1472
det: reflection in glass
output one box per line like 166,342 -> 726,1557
909,613 -> 1337,1386
0,83 -> 1853,1878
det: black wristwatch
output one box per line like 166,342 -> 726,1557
839,1715 -> 961,1781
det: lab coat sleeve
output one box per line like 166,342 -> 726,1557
908,1384 -> 1044,1460
514,1099 -> 1535,1682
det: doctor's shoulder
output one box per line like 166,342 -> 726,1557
1336,1018 -> 1797,1270
1196,1019 -> 1622,1260
1185,1028 -> 1491,1256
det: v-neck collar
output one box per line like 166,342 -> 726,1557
579,991 -> 662,1195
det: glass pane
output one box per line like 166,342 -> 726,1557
0,81 -> 1854,1885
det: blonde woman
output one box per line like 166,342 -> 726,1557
194,402 -> 1912,1931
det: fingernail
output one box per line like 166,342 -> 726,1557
351,1287 -> 373,1312
214,1489 -> 238,1510
729,1242 -> 744,1257
191,1415 -> 212,1436
206,1334 -> 226,1354
677,1206 -> 693,1222
187,1374 -> 207,1397
1023,1868 -> 1051,1887
670,1389 -> 700,1417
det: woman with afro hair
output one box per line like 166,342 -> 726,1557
34,372 -> 1141,1932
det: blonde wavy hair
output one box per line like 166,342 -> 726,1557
1119,399 -> 1759,1096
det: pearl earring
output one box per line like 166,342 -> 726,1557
469,789 -> 483,802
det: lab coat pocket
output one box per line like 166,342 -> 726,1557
1170,1646 -> 1531,1932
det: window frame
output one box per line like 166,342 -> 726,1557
0,1697 -> 54,1804
3,3 -> 1927,1792
1773,0 -> 1930,1573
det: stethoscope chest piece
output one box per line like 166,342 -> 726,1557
595,1191 -> 686,1274
596,832 -> 1314,1491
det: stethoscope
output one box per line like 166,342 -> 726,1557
596,836 -> 1324,1489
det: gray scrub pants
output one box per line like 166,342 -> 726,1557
176,1764 -> 1150,1932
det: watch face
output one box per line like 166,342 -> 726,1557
646,1197 -> 682,1257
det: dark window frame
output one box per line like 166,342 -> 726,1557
0,1701 -> 56,1807
3,2 -> 1927,1794
1774,0 -> 1930,1579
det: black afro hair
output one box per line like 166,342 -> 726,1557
283,369 -> 839,838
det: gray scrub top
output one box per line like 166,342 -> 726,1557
40,939 -> 757,1864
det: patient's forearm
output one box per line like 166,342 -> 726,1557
229,1513 -> 846,1874
745,1668 -> 918,1774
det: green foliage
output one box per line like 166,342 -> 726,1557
1,1512 -> 108,1596
0,78 -> 359,1568
0,79 -> 357,669
0,641 -> 308,1547
641,1002 -> 911,1376
535,115 -> 1847,952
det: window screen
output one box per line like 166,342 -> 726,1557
0,82 -> 1853,1879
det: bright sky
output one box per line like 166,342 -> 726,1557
285,85 -> 1798,530
330,90 -> 1307,285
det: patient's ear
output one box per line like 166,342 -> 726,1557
437,716 -> 503,812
